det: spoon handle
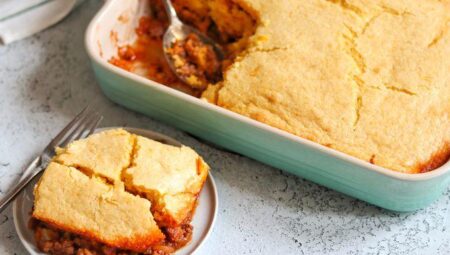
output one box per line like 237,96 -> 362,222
161,0 -> 181,25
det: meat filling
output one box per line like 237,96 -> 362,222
166,33 -> 221,90
30,219 -> 193,255
109,0 -> 257,95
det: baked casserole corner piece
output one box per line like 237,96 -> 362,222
32,162 -> 164,252
123,135 -> 210,227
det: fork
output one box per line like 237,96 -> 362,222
0,106 -> 103,213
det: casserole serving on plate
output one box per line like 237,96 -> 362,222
31,128 -> 210,254
13,127 -> 218,255
85,0 -> 450,211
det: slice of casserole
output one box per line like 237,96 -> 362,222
32,162 -> 164,252
32,129 -> 209,254
123,136 -> 209,227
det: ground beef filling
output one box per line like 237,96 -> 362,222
109,0 -> 256,96
166,33 -> 221,90
30,219 -> 193,255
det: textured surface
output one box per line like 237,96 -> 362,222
33,162 -> 164,252
36,127 -> 207,250
204,0 -> 450,173
54,129 -> 134,182
124,135 -> 209,226
1,1 -> 450,254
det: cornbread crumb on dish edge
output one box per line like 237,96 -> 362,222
32,128 -> 210,254
112,0 -> 449,174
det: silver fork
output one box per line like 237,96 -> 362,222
0,106 -> 103,213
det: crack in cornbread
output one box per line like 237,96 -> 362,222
202,0 -> 450,173
122,136 -> 209,227
33,162 -> 165,253
32,129 -> 209,254
54,129 -> 134,183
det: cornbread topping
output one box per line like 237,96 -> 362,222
33,162 -> 164,252
123,136 -> 208,227
111,0 -> 450,173
54,129 -> 134,183
32,129 -> 209,255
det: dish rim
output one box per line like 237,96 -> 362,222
84,0 -> 450,182
12,126 -> 219,255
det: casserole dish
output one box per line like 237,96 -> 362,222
85,0 -> 450,212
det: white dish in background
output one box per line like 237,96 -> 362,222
13,127 -> 218,255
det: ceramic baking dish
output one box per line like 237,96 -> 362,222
85,0 -> 450,212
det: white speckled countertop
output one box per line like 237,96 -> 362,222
0,1 -> 450,254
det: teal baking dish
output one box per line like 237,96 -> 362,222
85,0 -> 450,212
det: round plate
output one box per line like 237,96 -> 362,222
13,127 -> 218,255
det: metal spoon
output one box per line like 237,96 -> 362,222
161,0 -> 224,86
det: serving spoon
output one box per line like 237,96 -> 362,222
161,0 -> 224,85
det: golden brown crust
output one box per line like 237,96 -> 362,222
418,143 -> 450,173
204,0 -> 450,173
32,162 -> 165,253
123,136 -> 209,227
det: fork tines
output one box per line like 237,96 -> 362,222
44,106 -> 103,156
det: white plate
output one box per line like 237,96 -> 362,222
13,127 -> 218,255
